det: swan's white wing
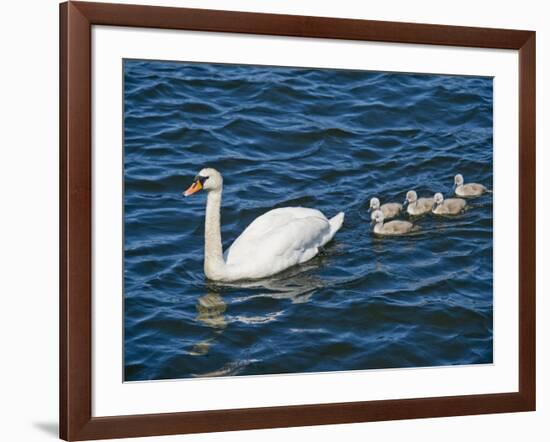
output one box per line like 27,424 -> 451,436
226,207 -> 327,254
224,207 -> 332,278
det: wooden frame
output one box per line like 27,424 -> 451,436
59,1 -> 536,440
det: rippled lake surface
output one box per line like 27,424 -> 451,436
124,59 -> 493,381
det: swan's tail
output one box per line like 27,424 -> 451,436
328,212 -> 345,237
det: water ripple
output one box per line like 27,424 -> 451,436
124,60 -> 493,381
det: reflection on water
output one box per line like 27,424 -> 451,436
124,60 -> 493,381
189,292 -> 227,356
219,258 -> 328,304
195,292 -> 227,329
190,266 -> 328,357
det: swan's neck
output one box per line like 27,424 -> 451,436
204,189 -> 226,279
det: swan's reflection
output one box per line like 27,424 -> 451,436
190,263 -> 328,356
209,254 -> 329,304
189,292 -> 226,356
195,291 -> 227,329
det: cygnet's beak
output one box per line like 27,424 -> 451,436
183,177 -> 203,197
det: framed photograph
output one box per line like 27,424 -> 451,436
60,1 -> 536,440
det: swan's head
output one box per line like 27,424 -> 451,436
369,197 -> 380,211
372,209 -> 385,224
183,168 -> 223,196
404,190 -> 417,205
454,174 -> 464,187
433,192 -> 444,206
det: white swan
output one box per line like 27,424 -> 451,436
404,190 -> 434,216
371,209 -> 414,236
454,174 -> 487,197
183,168 -> 345,282
369,197 -> 402,221
432,192 -> 466,215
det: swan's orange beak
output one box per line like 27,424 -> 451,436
183,180 -> 203,197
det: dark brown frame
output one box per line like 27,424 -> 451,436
60,1 -> 536,440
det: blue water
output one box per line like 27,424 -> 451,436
124,59 -> 493,381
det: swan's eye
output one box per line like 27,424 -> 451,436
195,175 -> 209,184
